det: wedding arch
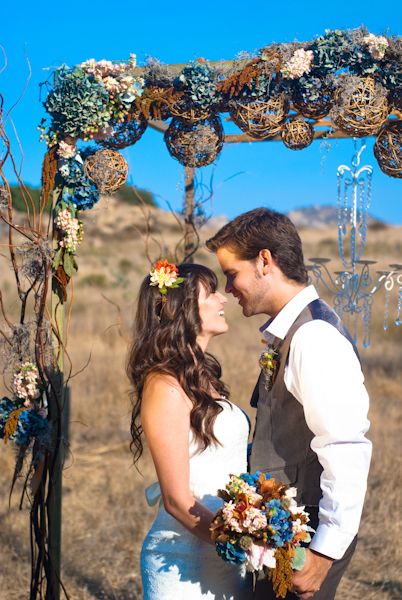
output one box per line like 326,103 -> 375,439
0,26 -> 401,599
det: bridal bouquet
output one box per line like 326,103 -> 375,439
210,472 -> 312,598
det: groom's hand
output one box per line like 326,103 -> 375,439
291,548 -> 333,599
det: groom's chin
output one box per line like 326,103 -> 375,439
241,305 -> 253,317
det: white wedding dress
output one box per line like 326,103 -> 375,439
141,399 -> 252,600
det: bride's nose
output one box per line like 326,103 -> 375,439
217,292 -> 227,304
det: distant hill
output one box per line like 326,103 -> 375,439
5,185 -> 388,232
6,184 -> 157,214
287,205 -> 386,229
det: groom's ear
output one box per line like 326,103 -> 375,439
259,249 -> 273,275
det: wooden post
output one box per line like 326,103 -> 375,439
183,166 -> 196,262
46,188 -> 65,600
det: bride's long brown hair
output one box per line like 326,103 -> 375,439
127,263 -> 230,465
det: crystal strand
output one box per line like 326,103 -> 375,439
357,178 -> 365,261
383,280 -> 391,331
363,297 -> 372,348
342,179 -> 350,266
337,171 -> 344,263
352,313 -> 358,345
395,285 -> 402,326
350,181 -> 357,268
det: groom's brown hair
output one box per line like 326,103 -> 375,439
206,207 -> 308,284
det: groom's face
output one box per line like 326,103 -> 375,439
216,247 -> 269,317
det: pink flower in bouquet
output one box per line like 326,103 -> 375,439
242,507 -> 268,533
245,543 -> 276,572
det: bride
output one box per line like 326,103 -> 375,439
127,261 -> 252,600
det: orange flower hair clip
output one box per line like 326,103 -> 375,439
149,259 -> 185,296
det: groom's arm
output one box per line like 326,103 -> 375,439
286,320 -> 372,593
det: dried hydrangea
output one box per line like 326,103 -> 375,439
361,33 -> 389,60
144,58 -> 175,88
292,74 -> 335,104
311,29 -> 353,74
80,58 -> 144,108
58,152 -> 100,210
55,208 -> 84,253
281,49 -> 314,79
44,67 -> 111,139
377,37 -> 402,90
175,61 -> 218,109
13,362 -> 41,405
80,58 -> 126,78
57,140 -> 77,159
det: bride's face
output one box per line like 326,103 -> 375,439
197,283 -> 228,341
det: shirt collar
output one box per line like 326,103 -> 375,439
260,285 -> 319,342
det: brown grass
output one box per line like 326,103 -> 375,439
0,201 -> 401,599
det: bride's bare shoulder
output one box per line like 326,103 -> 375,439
142,372 -> 192,411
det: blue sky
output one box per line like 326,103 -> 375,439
2,1 -> 401,223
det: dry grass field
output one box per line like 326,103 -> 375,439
0,197 -> 401,599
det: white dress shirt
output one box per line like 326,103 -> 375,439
261,285 -> 372,560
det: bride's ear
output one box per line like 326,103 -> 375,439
259,249 -> 273,276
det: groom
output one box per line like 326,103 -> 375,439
206,207 -> 372,600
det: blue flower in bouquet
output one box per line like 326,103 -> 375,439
240,471 -> 264,486
216,541 -> 246,564
266,499 -> 293,547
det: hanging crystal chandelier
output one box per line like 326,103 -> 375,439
307,139 -> 402,348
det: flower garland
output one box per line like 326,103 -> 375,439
41,27 -> 401,149
38,27 -> 401,301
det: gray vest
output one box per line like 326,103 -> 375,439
249,298 -> 359,506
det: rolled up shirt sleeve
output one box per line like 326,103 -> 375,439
285,319 -> 372,560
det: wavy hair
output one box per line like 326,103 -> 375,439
127,263 -> 230,465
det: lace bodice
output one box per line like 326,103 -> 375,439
145,399 -> 250,506
188,400 -> 249,499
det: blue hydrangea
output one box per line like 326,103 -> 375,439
266,499 -> 294,547
239,471 -> 266,486
45,66 -> 111,138
175,62 -> 219,109
13,410 -> 49,446
59,154 -> 100,210
0,397 -> 15,439
0,397 -> 48,446
62,181 -> 99,211
216,541 -> 246,564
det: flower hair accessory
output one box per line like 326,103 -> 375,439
149,259 -> 184,297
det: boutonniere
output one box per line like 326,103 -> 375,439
259,342 -> 280,391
